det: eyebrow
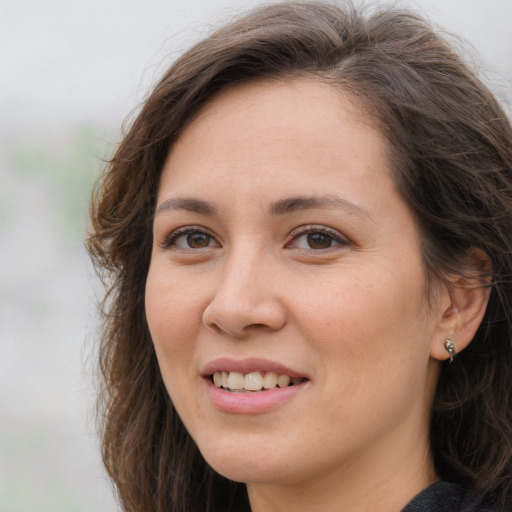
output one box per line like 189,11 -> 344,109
155,197 -> 218,216
269,194 -> 373,220
155,194 -> 372,220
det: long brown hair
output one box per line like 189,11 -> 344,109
87,2 -> 512,510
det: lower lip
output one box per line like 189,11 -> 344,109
205,378 -> 309,414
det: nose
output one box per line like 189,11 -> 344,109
202,249 -> 287,338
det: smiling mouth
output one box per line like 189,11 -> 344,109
211,371 -> 308,392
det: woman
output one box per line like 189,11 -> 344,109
87,2 -> 512,511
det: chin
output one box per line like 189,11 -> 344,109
201,441 -> 320,485
196,435 -> 300,485
208,457 -> 296,486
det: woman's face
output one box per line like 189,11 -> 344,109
146,80 -> 444,491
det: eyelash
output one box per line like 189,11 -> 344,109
161,226 -> 218,250
161,224 -> 349,252
286,225 -> 350,251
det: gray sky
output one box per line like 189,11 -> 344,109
1,0 -> 511,139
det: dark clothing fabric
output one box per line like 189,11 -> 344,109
402,481 -> 498,512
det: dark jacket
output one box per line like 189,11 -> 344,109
402,482 -> 499,512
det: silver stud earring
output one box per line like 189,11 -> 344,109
444,339 -> 455,363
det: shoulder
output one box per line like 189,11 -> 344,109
401,481 -> 502,512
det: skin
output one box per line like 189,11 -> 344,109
145,79 -> 485,511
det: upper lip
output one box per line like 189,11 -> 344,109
201,358 -> 309,379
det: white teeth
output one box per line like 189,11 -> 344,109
277,375 -> 291,388
244,372 -> 263,391
227,372 -> 244,390
262,371 -> 277,389
212,371 -> 303,391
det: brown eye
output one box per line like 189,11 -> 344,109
166,228 -> 218,250
306,233 -> 333,249
287,226 -> 350,251
186,233 -> 212,248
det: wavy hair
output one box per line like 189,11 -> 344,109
87,2 -> 512,510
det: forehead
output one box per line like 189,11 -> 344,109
182,79 -> 377,148
161,79 -> 392,198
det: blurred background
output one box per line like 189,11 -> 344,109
1,0 -> 510,510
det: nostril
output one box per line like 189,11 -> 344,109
202,293 -> 287,336
206,323 -> 224,335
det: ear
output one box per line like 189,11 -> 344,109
430,248 -> 492,362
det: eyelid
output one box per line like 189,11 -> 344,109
286,225 -> 350,249
160,225 -> 219,249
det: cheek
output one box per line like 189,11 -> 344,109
293,263 -> 432,371
292,270 -> 435,437
145,266 -> 205,415
145,265 -> 202,365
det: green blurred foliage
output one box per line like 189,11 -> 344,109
13,125 -> 112,245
